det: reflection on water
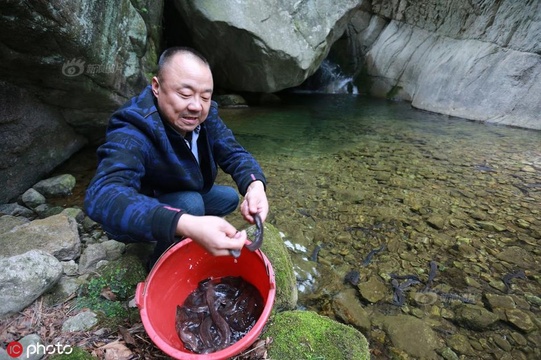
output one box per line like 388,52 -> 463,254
60,94 -> 541,358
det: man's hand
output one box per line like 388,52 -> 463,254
176,214 -> 247,256
241,180 -> 269,223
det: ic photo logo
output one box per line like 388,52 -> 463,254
62,58 -> 86,77
5,340 -> 73,358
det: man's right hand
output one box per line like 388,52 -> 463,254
176,214 -> 247,256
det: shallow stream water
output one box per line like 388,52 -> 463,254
57,94 -> 541,359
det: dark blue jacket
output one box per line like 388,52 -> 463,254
84,86 -> 266,244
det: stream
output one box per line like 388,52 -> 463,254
56,93 -> 541,359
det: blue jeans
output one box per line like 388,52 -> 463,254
157,185 -> 239,216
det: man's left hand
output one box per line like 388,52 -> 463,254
241,180 -> 268,223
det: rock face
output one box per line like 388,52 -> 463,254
173,0 -> 363,92
357,0 -> 541,129
0,0 -> 162,203
2,0 -> 541,202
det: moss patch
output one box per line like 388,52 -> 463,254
248,222 -> 298,311
76,254 -> 146,327
48,347 -> 94,360
263,310 -> 370,360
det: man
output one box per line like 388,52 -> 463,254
84,47 -> 268,267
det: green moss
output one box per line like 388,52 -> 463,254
76,255 -> 146,327
48,347 -> 94,360
248,222 -> 298,311
386,85 -> 403,100
263,310 -> 370,360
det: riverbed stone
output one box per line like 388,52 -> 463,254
485,293 -> 516,310
358,276 -> 389,303
454,304 -> 500,331
446,333 -> 476,356
381,314 -> 441,359
332,288 -> 371,333
505,308 -> 536,333
496,246 -> 535,269
492,334 -> 512,352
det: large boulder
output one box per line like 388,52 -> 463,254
173,0 -> 364,92
357,0 -> 541,129
0,250 -> 63,318
0,0 -> 163,203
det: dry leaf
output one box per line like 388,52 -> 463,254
97,339 -> 133,360
118,325 -> 137,347
100,287 -> 117,301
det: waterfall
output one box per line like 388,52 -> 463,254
295,59 -> 358,95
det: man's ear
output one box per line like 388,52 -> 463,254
151,76 -> 160,97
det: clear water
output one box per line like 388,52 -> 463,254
58,93 -> 541,358
218,93 -> 541,357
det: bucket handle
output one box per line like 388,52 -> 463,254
135,281 -> 146,309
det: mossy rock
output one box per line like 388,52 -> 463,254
76,254 -> 147,326
48,347 -> 94,360
263,310 -> 370,360
247,222 -> 298,311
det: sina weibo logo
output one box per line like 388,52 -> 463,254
62,58 -> 86,77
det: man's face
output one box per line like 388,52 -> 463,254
151,53 -> 213,136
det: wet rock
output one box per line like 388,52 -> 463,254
524,293 -> 541,307
477,221 -> 506,232
496,246 -> 535,269
505,308 -> 536,333
446,333 -> 476,356
332,288 -> 371,333
454,304 -> 500,331
358,276 -> 388,303
485,294 -> 516,310
426,214 -> 445,229
439,347 -> 459,360
492,334 -> 512,352
382,314 -> 441,359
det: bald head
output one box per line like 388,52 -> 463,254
156,46 -> 210,81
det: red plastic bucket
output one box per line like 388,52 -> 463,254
135,239 -> 276,359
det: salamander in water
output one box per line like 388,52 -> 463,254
361,244 -> 386,266
502,269 -> 526,292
